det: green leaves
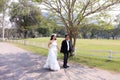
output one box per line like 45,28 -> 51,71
9,0 -> 42,32
78,13 -> 83,21
32,0 -> 42,3
0,0 -> 8,12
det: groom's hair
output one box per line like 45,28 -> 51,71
65,34 -> 69,38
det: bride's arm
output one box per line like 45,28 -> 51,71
57,45 -> 60,50
56,41 -> 60,50
48,41 -> 52,48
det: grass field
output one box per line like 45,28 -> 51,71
10,38 -> 120,72
25,37 -> 120,51
25,38 -> 120,59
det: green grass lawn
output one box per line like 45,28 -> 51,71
25,37 -> 120,51
9,38 -> 120,72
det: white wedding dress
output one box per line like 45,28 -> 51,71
43,41 -> 60,71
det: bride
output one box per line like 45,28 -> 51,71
43,34 -> 60,71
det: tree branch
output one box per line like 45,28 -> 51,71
77,0 -> 119,25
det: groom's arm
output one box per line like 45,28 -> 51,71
60,40 -> 64,53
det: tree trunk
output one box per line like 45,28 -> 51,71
2,8 -> 5,41
73,36 -> 76,55
112,35 -> 115,40
23,30 -> 28,45
69,34 -> 77,56
69,34 -> 73,56
23,30 -> 28,39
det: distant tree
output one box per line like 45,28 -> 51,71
36,27 -> 49,36
37,14 -> 60,36
80,23 -> 99,39
90,13 -> 114,39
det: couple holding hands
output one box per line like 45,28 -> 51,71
44,34 -> 72,71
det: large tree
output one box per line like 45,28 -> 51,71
35,0 -> 120,55
9,0 -> 41,38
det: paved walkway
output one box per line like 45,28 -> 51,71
0,42 -> 120,80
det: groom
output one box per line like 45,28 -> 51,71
60,34 -> 72,68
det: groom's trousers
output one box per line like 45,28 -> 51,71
63,53 -> 69,67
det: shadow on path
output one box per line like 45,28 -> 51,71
0,52 -> 50,80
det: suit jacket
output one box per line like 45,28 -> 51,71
60,40 -> 72,53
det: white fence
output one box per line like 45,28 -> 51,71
79,50 -> 120,61
7,39 -> 48,49
6,39 -> 120,61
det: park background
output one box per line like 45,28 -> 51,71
0,0 -> 120,73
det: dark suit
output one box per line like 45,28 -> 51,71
60,40 -> 71,67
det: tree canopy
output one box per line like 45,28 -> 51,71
34,0 -> 120,55
9,0 -> 42,38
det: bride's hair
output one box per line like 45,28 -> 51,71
50,34 -> 57,40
